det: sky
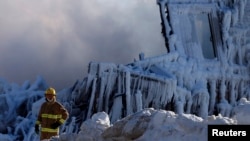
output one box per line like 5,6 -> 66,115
0,0 -> 166,91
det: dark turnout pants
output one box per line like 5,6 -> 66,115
40,129 -> 59,140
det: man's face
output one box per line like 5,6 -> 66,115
45,94 -> 55,101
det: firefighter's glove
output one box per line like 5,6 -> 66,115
35,124 -> 39,134
51,122 -> 61,129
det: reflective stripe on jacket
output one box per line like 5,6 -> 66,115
36,100 -> 68,140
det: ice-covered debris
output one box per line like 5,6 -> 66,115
100,108 -> 239,141
102,108 -> 153,140
27,75 -> 48,91
137,109 -> 206,141
0,78 -> 11,94
205,114 -> 237,125
238,97 -> 250,105
231,98 -> 250,124
0,133 -> 15,141
31,98 -> 45,117
75,112 -> 110,141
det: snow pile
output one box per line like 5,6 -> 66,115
52,102 -> 250,141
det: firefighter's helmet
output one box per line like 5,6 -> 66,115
45,87 -> 56,95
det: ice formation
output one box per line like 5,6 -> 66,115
75,0 -> 250,123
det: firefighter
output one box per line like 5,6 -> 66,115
35,87 -> 69,140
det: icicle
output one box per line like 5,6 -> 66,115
147,82 -> 154,107
231,3 -> 239,26
208,79 -> 216,115
130,76 -> 139,99
229,80 -> 236,106
153,82 -> 162,109
238,0 -> 247,23
234,80 -> 240,91
110,93 -> 123,123
242,80 -> 248,99
87,78 -> 97,119
66,117 -> 76,133
219,78 -> 226,101
216,99 -> 232,117
135,90 -> 142,112
125,71 -> 132,116
174,93 -> 183,115
97,77 -> 106,112
191,81 -> 209,119
185,90 -> 192,114
85,63 -> 97,94
175,87 -> 185,114
109,70 -> 124,123
104,68 -> 117,112
159,80 -> 169,107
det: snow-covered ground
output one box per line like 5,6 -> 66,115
46,98 -> 250,141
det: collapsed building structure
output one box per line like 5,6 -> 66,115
68,0 -> 250,124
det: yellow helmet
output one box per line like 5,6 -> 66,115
45,87 -> 56,95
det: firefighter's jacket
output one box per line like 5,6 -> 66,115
36,99 -> 69,140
